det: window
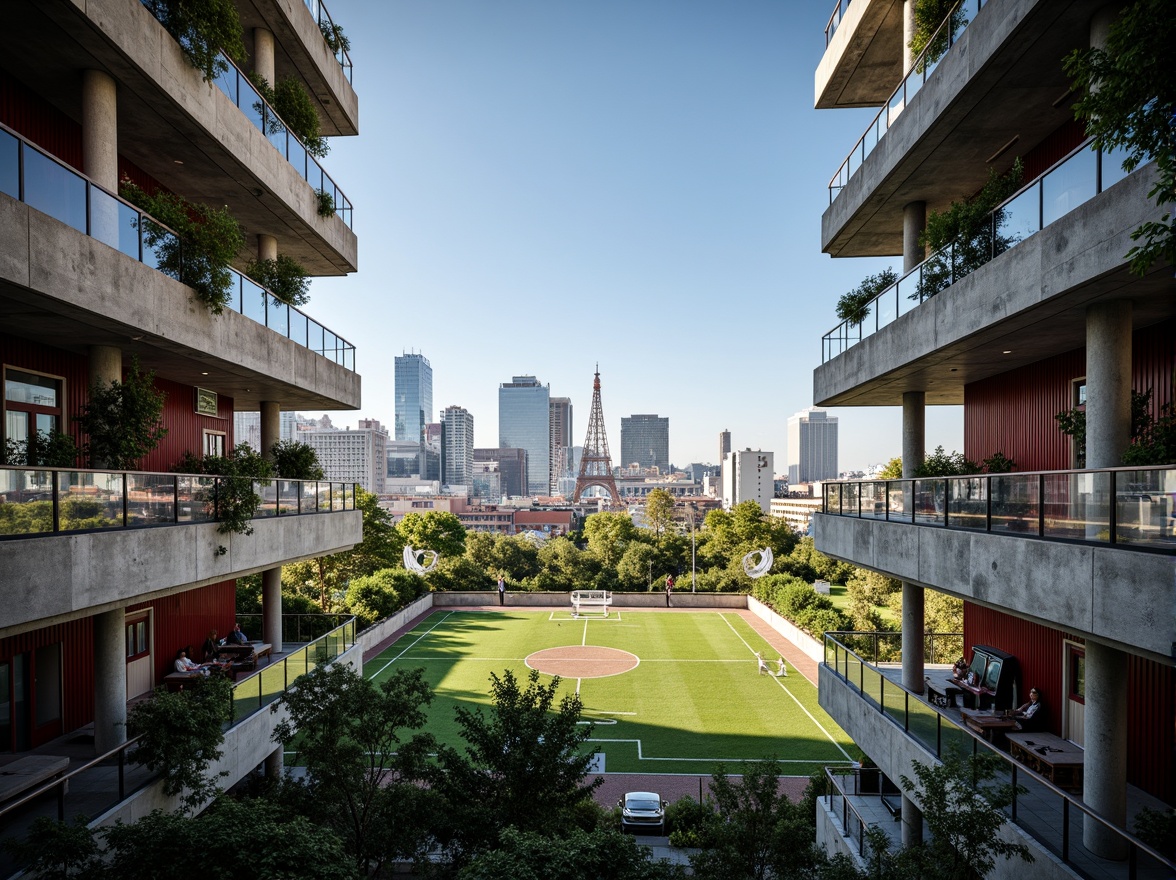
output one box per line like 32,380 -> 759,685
3,367 -> 65,459
1070,650 -> 1085,704
203,430 -> 226,457
125,615 -> 149,661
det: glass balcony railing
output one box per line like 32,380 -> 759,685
0,464 -> 357,539
824,633 -> 1176,879
828,0 -> 987,202
821,140 -> 1134,363
822,465 -> 1176,553
304,0 -> 354,84
824,0 -> 852,46
0,122 -> 356,371
137,0 -> 353,230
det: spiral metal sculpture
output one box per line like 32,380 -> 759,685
742,547 -> 774,579
403,545 -> 439,574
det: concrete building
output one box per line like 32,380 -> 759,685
786,407 -> 838,484
768,495 -> 823,535
620,414 -> 670,473
440,405 -> 474,489
0,0 -> 362,823
475,447 -> 527,499
499,376 -> 550,496
812,1 -> 1174,873
471,460 -> 502,502
303,420 -> 387,494
549,396 -> 573,495
394,353 -> 433,444
721,449 -> 773,513
233,409 -> 307,452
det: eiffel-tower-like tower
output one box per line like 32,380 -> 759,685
574,366 -> 621,504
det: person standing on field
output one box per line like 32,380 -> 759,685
498,576 -> 506,606
665,574 -> 674,607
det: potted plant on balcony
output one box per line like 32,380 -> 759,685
836,268 -> 897,330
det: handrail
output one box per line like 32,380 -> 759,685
828,0 -> 986,202
305,0 -> 354,84
825,0 -> 851,46
820,464 -> 1175,554
0,121 -> 356,370
823,633 -> 1176,876
821,138 -> 1132,363
823,766 -> 893,859
0,464 -> 357,539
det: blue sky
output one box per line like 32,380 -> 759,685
309,0 -> 963,471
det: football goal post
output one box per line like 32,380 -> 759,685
570,590 -> 612,618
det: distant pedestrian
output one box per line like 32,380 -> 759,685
775,657 -> 788,677
756,652 -> 769,675
665,574 -> 674,607
498,576 -> 506,606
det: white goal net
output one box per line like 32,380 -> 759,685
570,590 -> 612,618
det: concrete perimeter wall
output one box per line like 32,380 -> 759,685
358,594 -> 435,654
747,596 -> 825,663
430,591 -> 748,609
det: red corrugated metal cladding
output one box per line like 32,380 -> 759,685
964,319 -> 1176,469
137,376 -> 235,472
965,602 -> 1173,803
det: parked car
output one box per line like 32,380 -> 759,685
619,791 -> 667,833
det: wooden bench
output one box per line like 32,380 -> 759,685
0,755 -> 70,803
1006,732 -> 1084,791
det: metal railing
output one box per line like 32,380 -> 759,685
829,0 -> 987,202
0,465 -> 356,539
304,0 -> 354,84
0,122 -> 356,370
822,139 -> 1133,362
823,766 -> 899,859
136,0 -> 353,230
821,465 -> 1176,553
824,633 -> 1176,879
824,0 -> 852,45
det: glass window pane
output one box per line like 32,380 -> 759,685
948,477 -> 987,530
141,219 -> 180,279
242,276 -> 267,325
0,468 -> 54,535
1100,144 -> 1133,191
23,147 -> 86,233
239,79 -> 266,134
290,310 -> 308,347
994,184 -> 1039,257
269,298 -> 289,336
214,64 -> 238,106
288,136 -> 307,181
1042,145 -> 1097,227
991,474 -> 1039,534
126,473 -> 176,526
266,113 -> 288,158
58,471 -> 123,531
1116,468 -> 1175,549
0,129 -> 19,199
5,370 -> 59,407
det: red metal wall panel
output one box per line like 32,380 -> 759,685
965,602 -> 1173,803
0,333 -> 91,455
129,580 -> 238,684
1020,118 -> 1087,182
0,618 -> 94,748
964,319 -> 1176,469
0,69 -> 82,172
137,377 -> 235,472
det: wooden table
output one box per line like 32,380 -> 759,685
925,675 -> 964,708
960,709 -> 1019,744
0,755 -> 69,802
1006,732 -> 1084,791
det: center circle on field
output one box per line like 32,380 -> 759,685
526,646 -> 639,679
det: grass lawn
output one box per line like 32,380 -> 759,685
365,609 -> 860,777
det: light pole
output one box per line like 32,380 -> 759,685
689,502 -> 697,592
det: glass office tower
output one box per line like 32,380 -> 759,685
498,376 -> 550,496
394,353 -> 433,443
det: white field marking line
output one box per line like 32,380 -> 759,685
582,619 -> 588,646
719,613 -> 854,763
586,738 -> 851,764
576,678 -> 582,695
366,611 -> 457,680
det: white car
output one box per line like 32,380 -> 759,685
619,791 -> 667,833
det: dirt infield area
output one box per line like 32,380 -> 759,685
526,645 -> 640,679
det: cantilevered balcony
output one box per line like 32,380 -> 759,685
814,155 -> 1172,407
813,465 -> 1176,662
0,466 -> 361,639
822,0 -> 1111,257
817,0 -> 906,109
0,123 -> 360,411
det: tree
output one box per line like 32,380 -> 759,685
616,541 -> 658,590
345,568 -> 424,628
534,537 -> 601,591
845,569 -> 900,631
270,439 -> 324,479
583,511 -> 637,568
644,488 -> 676,543
400,510 -> 467,558
490,534 -> 541,583
914,446 -> 979,477
429,668 -> 602,866
272,663 -> 437,874
75,357 -> 168,469
836,268 -> 898,328
126,675 -> 232,811
1,816 -> 101,880
877,457 -> 903,480
457,826 -> 686,880
1064,0 -> 1175,276
174,442 -> 271,537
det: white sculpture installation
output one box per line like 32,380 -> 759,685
742,547 -> 774,579
403,545 -> 439,574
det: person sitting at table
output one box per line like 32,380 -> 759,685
226,623 -> 250,646
952,657 -> 969,681
201,629 -> 221,663
1014,688 -> 1045,731
174,648 -> 206,676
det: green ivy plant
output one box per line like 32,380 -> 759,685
141,0 -> 246,83
175,443 -> 273,537
245,255 -> 312,307
76,357 -> 168,470
836,268 -> 898,327
319,20 -> 351,54
315,188 -> 336,217
914,159 -> 1023,300
120,180 -> 245,314
249,74 -> 329,158
909,0 -> 968,72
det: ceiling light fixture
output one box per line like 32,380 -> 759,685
1003,350 -> 1012,354
201,371 -> 209,376
173,159 -> 184,165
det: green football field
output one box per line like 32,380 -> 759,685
364,609 -> 860,777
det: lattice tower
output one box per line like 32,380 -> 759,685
574,366 -> 621,504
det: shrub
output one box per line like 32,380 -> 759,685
142,0 -> 245,82
315,188 -> 336,217
666,795 -> 720,848
245,256 -> 311,307
836,268 -> 897,328
249,74 -> 329,158
76,357 -> 168,469
319,20 -> 351,53
174,443 -> 273,536
270,440 -> 324,479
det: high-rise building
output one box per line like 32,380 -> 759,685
233,410 -> 304,452
786,407 -> 838,484
303,420 -> 388,494
474,447 -> 528,498
549,396 -> 573,494
718,429 -> 731,466
499,376 -> 550,495
620,414 -> 670,473
440,405 -> 474,488
722,449 -> 773,513
0,0 -> 362,817
394,353 -> 433,443
811,1 -> 1173,866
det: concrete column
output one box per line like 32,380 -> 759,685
901,390 -> 925,695
265,745 -> 284,779
902,0 -> 917,71
1082,641 -> 1129,859
901,796 -> 923,847
902,201 -> 926,274
92,609 -> 126,754
253,28 -> 276,85
257,233 -> 278,264
82,70 -> 118,191
260,401 -> 281,460
89,345 -> 123,388
262,568 -> 283,655
1090,7 -> 1117,52
902,392 -> 925,477
1085,301 -> 1132,469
